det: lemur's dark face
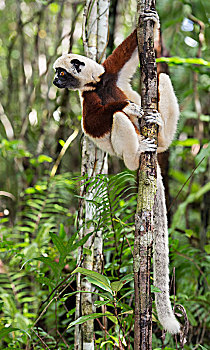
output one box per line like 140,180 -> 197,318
53,67 -> 80,89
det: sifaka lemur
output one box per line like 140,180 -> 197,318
53,14 -> 180,334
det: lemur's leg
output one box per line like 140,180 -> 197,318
157,73 -> 179,153
88,133 -> 115,156
111,112 -> 157,170
123,74 -> 179,153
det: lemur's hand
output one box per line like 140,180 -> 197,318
139,137 -> 157,153
123,101 -> 144,117
144,110 -> 163,130
143,9 -> 160,41
143,9 -> 160,26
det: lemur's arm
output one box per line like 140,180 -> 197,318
102,30 -> 138,74
82,91 -> 128,138
103,9 -> 159,77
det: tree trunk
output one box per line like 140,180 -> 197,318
74,1 -> 110,349
134,1 -> 158,349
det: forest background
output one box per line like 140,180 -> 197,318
0,0 -> 209,349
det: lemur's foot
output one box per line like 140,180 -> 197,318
143,9 -> 160,28
123,101 -> 144,117
139,138 -> 157,153
145,110 -> 163,129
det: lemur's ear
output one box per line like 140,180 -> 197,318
71,59 -> 85,73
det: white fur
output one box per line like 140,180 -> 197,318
153,165 -> 180,334
86,133 -> 115,156
157,73 -> 179,152
111,112 -> 157,170
54,49 -> 181,334
117,48 -> 141,105
111,112 -> 140,170
116,55 -> 179,157
119,73 -> 180,156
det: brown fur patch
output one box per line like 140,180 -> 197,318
82,29 -> 138,138
95,72 -> 127,104
82,91 -> 128,138
103,29 -> 138,74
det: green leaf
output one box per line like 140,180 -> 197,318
25,187 -> 36,194
49,2 -> 60,13
185,229 -> 194,238
118,290 -> 134,302
172,182 -> 210,229
61,290 -> 111,303
36,276 -> 54,289
172,138 -> 199,147
111,281 -> 124,292
119,310 -> 133,316
154,348 -> 176,350
151,285 -> 161,293
100,341 -> 115,348
106,312 -> 118,325
94,300 -> 110,307
68,231 -> 94,253
0,326 -> 18,340
67,312 -> 112,329
0,326 -> 30,340
109,335 -> 120,346
37,155 -> 53,163
65,231 -> 77,252
50,232 -> 66,257
120,273 -> 134,284
59,139 -> 65,147
72,267 -> 112,294
35,257 -> 61,278
86,276 -> 113,294
204,245 -> 210,254
195,144 -> 210,174
59,223 -> 66,239
156,56 -> 210,67
185,308 -> 197,327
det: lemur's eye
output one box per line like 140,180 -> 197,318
60,71 -> 65,76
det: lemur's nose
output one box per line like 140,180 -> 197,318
53,78 -> 62,88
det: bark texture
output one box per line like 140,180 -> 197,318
134,1 -> 158,349
74,1 -> 110,349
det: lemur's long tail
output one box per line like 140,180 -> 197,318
153,165 -> 180,334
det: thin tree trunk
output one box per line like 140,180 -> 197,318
134,1 -> 158,349
74,1 -> 110,349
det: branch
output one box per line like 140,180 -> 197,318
134,1 -> 158,349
